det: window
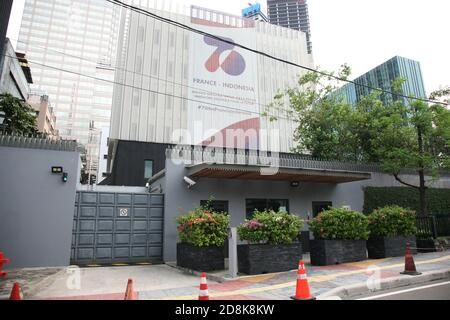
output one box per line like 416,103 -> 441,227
200,200 -> 229,214
245,199 -> 289,218
312,201 -> 333,218
144,160 -> 154,179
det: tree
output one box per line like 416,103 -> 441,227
0,93 -> 38,135
269,69 -> 450,215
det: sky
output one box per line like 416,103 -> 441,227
7,0 -> 450,95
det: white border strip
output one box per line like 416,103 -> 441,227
358,281 -> 450,300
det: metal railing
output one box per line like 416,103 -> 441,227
0,132 -> 78,152
166,145 -> 383,173
416,215 -> 450,239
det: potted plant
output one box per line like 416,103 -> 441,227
309,207 -> 369,266
367,206 -> 417,258
237,210 -> 303,275
176,205 -> 230,271
416,229 -> 436,253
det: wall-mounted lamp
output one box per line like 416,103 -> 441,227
290,181 -> 300,188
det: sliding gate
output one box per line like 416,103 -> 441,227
71,191 -> 164,265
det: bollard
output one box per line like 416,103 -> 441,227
228,227 -> 238,278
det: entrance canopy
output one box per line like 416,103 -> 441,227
186,163 -> 371,183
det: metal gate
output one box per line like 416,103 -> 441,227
71,191 -> 164,265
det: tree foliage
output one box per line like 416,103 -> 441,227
0,93 -> 38,135
269,68 -> 450,215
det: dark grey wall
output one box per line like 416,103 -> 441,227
162,159 -> 450,262
104,140 -> 171,186
0,146 -> 79,269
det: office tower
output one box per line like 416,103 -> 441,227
242,3 -> 269,22
334,56 -> 427,106
17,0 -> 121,180
267,0 -> 312,54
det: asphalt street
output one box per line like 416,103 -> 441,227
357,281 -> 450,300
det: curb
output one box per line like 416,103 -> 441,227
165,262 -> 231,283
317,267 -> 450,300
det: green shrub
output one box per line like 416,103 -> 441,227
237,210 -> 303,245
363,187 -> 450,215
309,207 -> 370,240
177,206 -> 230,247
368,205 -> 417,236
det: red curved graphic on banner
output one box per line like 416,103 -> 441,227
201,117 -> 260,150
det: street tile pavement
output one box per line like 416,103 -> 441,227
139,251 -> 450,300
0,267 -> 63,298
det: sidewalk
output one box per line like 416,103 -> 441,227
1,251 -> 449,300
144,251 -> 450,300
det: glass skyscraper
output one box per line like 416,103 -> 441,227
334,56 -> 427,106
17,0 -> 121,179
267,0 -> 312,54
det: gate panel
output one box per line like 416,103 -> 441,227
71,191 -> 164,265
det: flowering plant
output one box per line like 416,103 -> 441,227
368,205 -> 416,236
177,205 -> 230,247
309,207 -> 370,240
237,210 -> 303,245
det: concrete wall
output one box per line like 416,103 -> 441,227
162,159 -> 450,262
0,146 -> 79,269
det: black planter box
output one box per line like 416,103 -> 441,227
416,239 -> 436,253
237,243 -> 302,275
176,242 -> 225,271
367,236 -> 417,259
310,240 -> 367,266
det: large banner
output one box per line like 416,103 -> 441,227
187,7 -> 260,149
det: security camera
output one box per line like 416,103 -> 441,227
183,176 -> 196,188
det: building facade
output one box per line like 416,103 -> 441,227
27,92 -> 58,138
0,0 -> 13,70
151,146 -> 450,261
267,0 -> 312,54
0,39 -> 32,100
16,0 -> 121,180
96,126 -> 110,184
109,4 -> 314,171
334,56 -> 427,106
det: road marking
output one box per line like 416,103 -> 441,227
357,281 -> 450,300
160,254 -> 450,300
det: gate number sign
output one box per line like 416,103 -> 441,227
119,208 -> 129,217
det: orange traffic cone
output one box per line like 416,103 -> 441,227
291,260 -> 315,300
124,278 -> 138,300
198,272 -> 209,300
9,282 -> 23,300
400,242 -> 421,276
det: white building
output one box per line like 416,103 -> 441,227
17,0 -> 121,179
109,3 -> 314,154
96,126 -> 110,184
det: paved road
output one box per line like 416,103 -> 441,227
357,281 -> 450,300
